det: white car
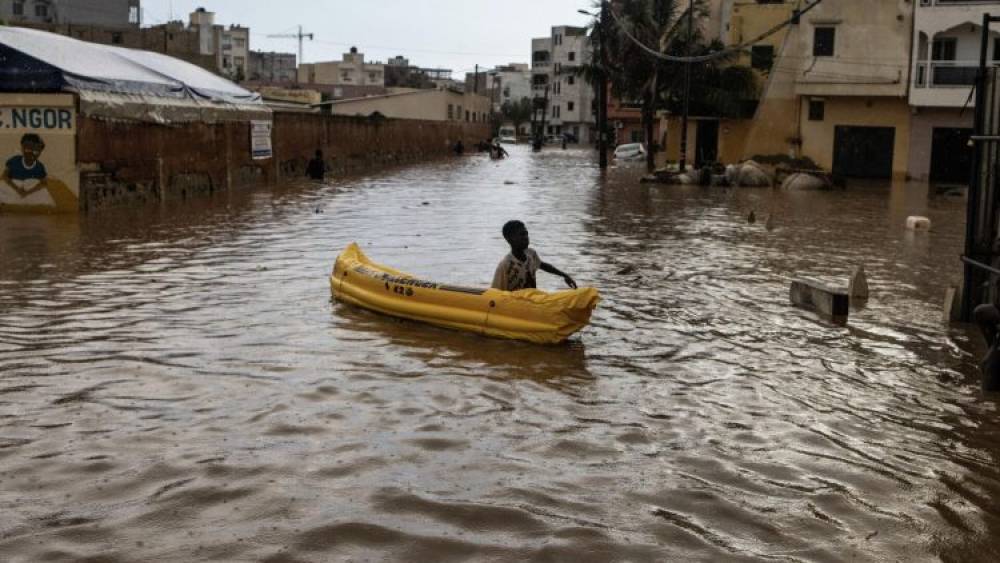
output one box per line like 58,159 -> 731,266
614,143 -> 646,161
499,134 -> 517,144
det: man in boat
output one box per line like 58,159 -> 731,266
492,220 -> 577,291
306,149 -> 326,180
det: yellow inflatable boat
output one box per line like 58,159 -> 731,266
330,243 -> 600,344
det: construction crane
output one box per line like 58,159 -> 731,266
266,25 -> 314,66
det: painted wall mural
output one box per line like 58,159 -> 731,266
0,94 -> 78,213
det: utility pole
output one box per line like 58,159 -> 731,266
541,85 -> 551,141
597,1 -> 609,169
267,25 -> 314,67
679,0 -> 694,172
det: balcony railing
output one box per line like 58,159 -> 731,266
925,0 -> 998,5
915,60 -> 992,87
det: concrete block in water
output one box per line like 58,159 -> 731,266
849,265 -> 869,300
906,216 -> 931,230
790,278 -> 850,319
943,285 -> 963,323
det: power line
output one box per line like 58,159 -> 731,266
606,0 -> 827,63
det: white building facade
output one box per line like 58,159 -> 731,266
490,63 -> 532,111
908,0 -> 1000,184
530,26 -> 594,143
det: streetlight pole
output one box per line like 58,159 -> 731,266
580,4 -> 609,168
679,0 -> 693,172
597,2 -> 609,169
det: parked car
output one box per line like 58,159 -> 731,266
498,127 -> 517,143
613,143 -> 646,161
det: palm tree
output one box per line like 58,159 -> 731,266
579,0 -> 759,172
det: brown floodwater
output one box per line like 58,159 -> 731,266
1,146 -> 998,562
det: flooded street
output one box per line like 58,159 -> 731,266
2,146 -> 999,562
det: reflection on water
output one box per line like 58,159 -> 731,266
1,147 -> 999,561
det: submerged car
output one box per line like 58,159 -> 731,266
613,143 -> 646,161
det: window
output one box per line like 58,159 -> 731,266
465,110 -> 470,122
568,101 -> 575,112
552,105 -> 560,118
12,2 -> 23,16
568,52 -> 576,62
223,56 -> 231,68
808,99 -> 825,121
631,130 -> 642,143
129,6 -> 139,24
994,38 -> 1000,61
111,32 -> 123,45
813,27 -> 835,57
751,45 -> 775,71
457,106 -> 463,120
568,75 -> 575,86
35,3 -> 48,17
341,71 -> 350,81
369,72 -> 376,81
448,104 -> 454,119
932,38 -> 957,62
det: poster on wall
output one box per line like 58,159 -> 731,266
251,120 -> 273,160
0,93 -> 78,213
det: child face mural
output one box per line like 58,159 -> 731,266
21,136 -> 44,166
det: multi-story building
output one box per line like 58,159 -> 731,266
177,8 -> 248,81
249,51 -> 297,84
530,26 -> 594,143
298,47 -> 385,88
465,63 -> 531,111
739,0 -> 913,180
491,63 -> 532,111
0,0 -> 140,27
217,24 -> 249,82
907,0 -> 1000,185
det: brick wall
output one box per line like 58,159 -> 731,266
76,112 -> 489,212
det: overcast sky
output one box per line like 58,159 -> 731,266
143,1 -> 594,76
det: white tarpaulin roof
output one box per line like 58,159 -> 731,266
0,26 -> 270,123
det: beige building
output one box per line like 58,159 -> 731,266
740,0 -> 913,180
316,88 -> 491,123
298,47 -> 385,87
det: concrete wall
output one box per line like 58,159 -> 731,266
798,96 -> 912,179
74,113 -> 489,213
907,107 -> 973,182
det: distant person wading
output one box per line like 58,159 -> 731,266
306,149 -> 326,180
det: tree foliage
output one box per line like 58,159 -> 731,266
578,0 -> 760,170
500,97 -> 534,130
